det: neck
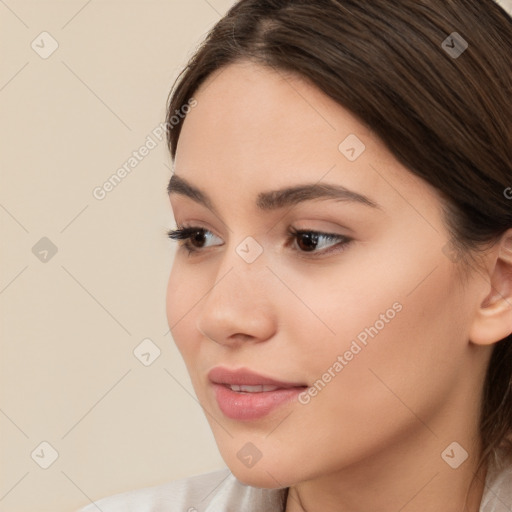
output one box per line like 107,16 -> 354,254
284,431 -> 488,512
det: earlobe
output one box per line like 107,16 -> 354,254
469,229 -> 512,346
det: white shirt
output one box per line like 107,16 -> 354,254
76,448 -> 512,512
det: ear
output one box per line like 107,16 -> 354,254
469,228 -> 512,346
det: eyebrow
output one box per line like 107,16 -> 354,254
167,173 -> 381,212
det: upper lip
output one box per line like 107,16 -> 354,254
208,367 -> 307,389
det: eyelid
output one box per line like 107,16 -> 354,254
168,220 -> 222,238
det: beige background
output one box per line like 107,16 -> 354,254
1,1 -> 511,511
1,2 -> 235,511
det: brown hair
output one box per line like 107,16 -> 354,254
165,0 -> 512,478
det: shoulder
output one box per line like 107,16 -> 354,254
480,445 -> 512,512
74,468 -> 286,512
74,468 -> 231,512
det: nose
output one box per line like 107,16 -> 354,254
195,254 -> 278,347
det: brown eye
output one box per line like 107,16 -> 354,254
289,228 -> 352,256
296,232 -> 319,252
167,226 -> 223,254
189,229 -> 208,248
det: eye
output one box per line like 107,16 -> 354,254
288,227 -> 351,255
167,226 -> 223,254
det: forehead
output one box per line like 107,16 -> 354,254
175,61 -> 349,169
173,61 -> 439,217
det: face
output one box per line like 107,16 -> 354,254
166,61 -> 486,488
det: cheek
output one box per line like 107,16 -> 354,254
295,259 -> 466,426
294,231 -> 461,362
166,261 -> 202,358
282,242 -> 468,418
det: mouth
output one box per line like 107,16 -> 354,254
208,366 -> 308,420
223,384 -> 283,393
208,366 -> 307,388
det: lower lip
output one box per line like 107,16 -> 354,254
212,383 -> 305,420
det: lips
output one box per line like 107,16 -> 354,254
208,366 -> 306,389
208,367 -> 307,420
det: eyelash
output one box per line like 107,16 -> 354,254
166,225 -> 352,257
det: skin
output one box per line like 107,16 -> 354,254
166,61 -> 512,512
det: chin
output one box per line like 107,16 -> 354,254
218,448 -> 303,489
229,465 -> 290,489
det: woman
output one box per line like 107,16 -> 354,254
77,0 -> 512,510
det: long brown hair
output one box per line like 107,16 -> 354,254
165,0 -> 512,477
